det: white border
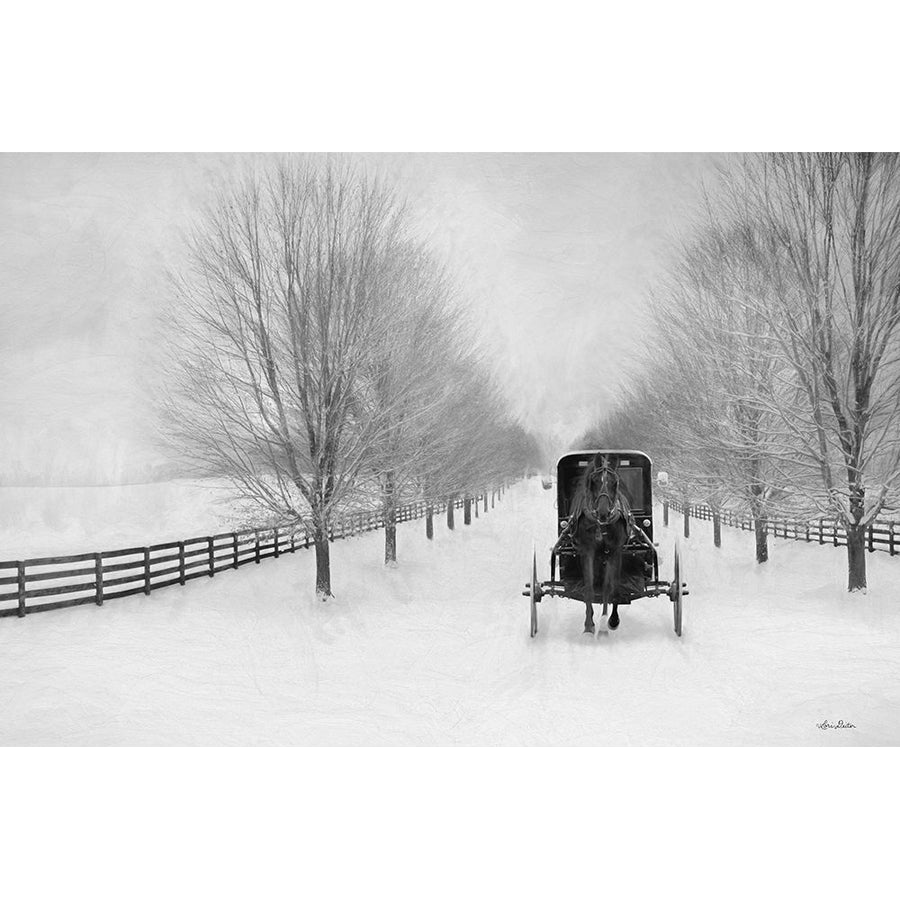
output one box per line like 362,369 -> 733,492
2,2 -> 897,895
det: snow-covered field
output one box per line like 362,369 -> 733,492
2,477 -> 898,745
0,479 -> 250,559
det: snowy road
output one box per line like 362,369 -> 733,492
2,478 -> 898,745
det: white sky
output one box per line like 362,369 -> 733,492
0,153 -> 717,484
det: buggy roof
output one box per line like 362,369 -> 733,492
555,449 -> 653,470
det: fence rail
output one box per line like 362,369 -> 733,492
666,499 -> 898,556
0,487 -> 507,620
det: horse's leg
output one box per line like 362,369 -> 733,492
609,603 -> 620,631
606,540 -> 624,631
582,550 -> 595,634
598,559 -> 609,632
598,548 -> 609,633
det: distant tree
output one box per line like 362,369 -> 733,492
417,353 -> 538,507
355,246 -> 466,564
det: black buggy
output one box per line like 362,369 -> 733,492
524,450 -> 687,638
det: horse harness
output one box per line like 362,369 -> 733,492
553,483 -> 635,557
581,494 -> 634,549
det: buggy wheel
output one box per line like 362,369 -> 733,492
670,542 -> 683,637
530,548 -> 540,637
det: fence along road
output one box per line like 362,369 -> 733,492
666,498 -> 898,556
0,488 -> 506,620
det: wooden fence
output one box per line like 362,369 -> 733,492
666,499 -> 898,556
0,487 -> 506,620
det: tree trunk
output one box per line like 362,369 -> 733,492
749,483 -> 768,564
846,524 -> 867,591
384,517 -> 397,564
314,524 -> 332,599
383,471 -> 397,565
425,503 -> 434,540
753,515 -> 768,563
446,496 -> 455,530
464,497 -> 472,525
713,511 -> 721,548
846,479 -> 867,591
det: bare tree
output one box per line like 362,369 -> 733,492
584,153 -> 900,588
355,246 -> 467,564
727,153 -> 900,590
649,222 -> 790,562
164,158 -> 408,599
416,352 -> 536,511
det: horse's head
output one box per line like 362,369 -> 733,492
587,453 -> 620,521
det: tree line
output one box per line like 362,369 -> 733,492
584,153 -> 900,592
163,158 -> 539,599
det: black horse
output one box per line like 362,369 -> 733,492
568,453 -> 633,634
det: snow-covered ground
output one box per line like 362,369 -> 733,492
2,477 -> 898,745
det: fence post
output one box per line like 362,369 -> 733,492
17,561 -> 25,618
663,500 -> 669,526
805,523 -> 810,543
178,542 -> 186,585
474,495 -> 479,518
464,497 -> 472,525
95,553 -> 104,606
232,533 -> 239,568
291,531 -> 296,553
683,504 -> 690,539
819,520 -> 824,545
144,548 -> 151,595
868,524 -> 874,553
713,512 -> 721,548
255,531 -> 261,564
890,522 -> 896,556
274,526 -> 280,558
208,537 -> 215,576
447,497 -> 455,530
426,503 -> 434,540
492,490 -> 495,509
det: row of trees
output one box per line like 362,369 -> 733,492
586,153 -> 900,591
164,159 -> 539,599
